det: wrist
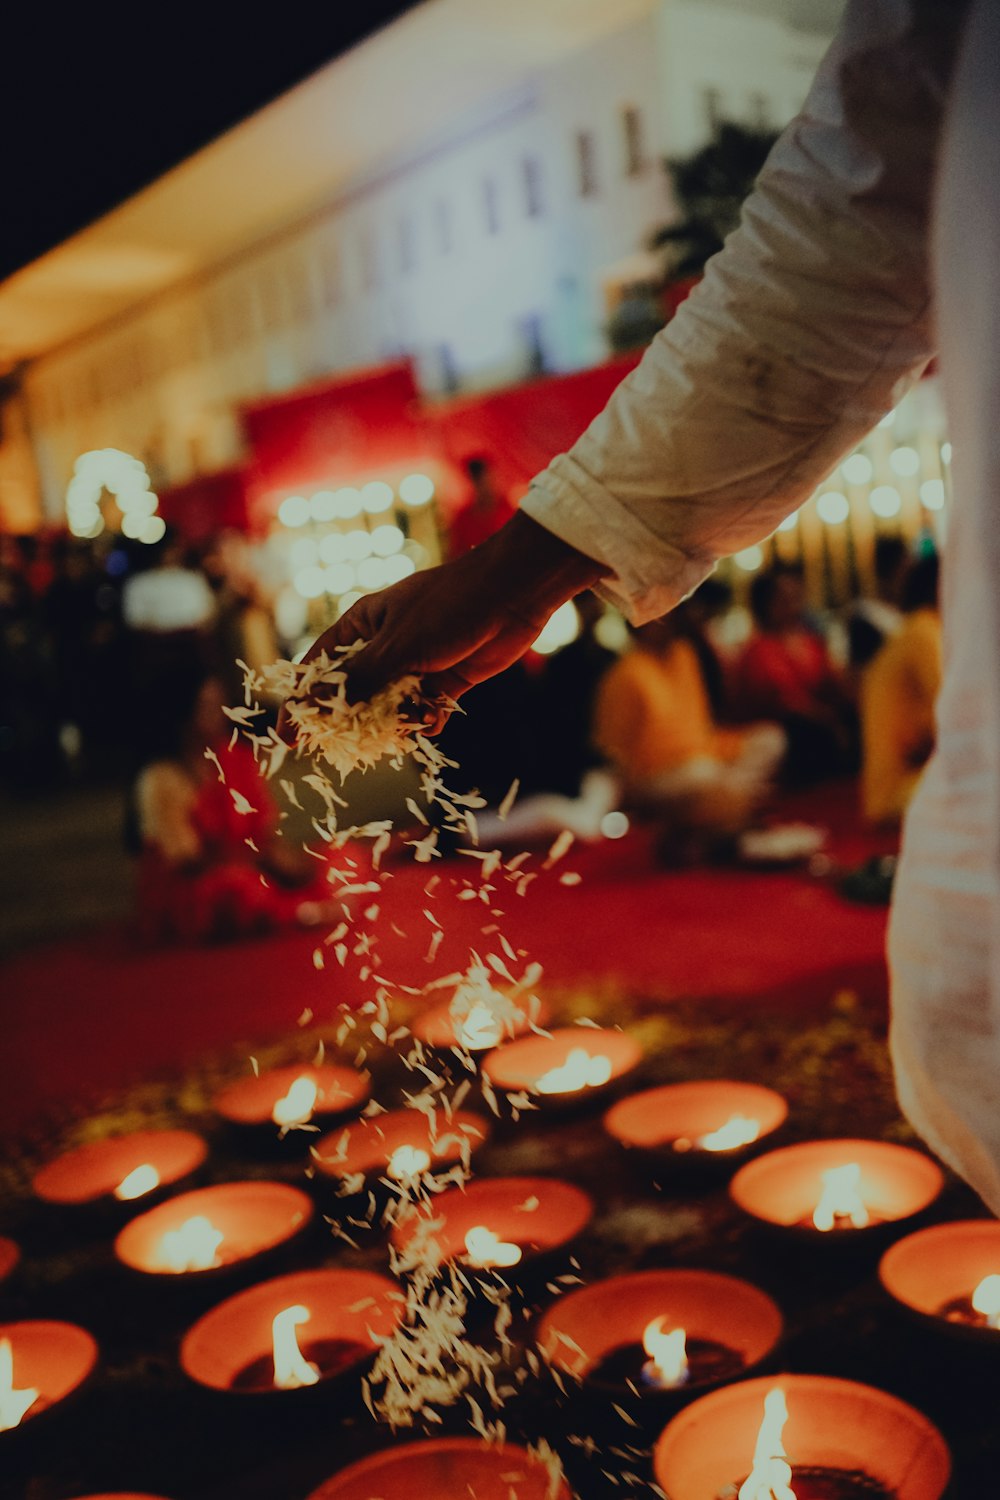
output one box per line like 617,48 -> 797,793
479,511 -> 607,615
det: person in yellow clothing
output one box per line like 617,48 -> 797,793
861,555 -> 942,826
593,610 -> 784,856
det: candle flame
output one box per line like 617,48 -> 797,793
738,1387 -> 797,1500
272,1304 -> 320,1390
536,1047 -> 613,1095
158,1214 -> 224,1272
698,1114 -> 761,1152
972,1274 -> 1000,1328
114,1163 -> 161,1200
464,1225 -> 523,1269
272,1075 -> 319,1128
456,1000 -> 503,1051
641,1317 -> 688,1386
0,1339 -> 39,1433
387,1145 -> 432,1181
812,1162 -> 869,1232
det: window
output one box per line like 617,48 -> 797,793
433,199 -> 453,255
522,155 -> 544,218
398,214 -> 416,273
622,106 -> 645,176
575,130 -> 597,198
321,244 -> 342,308
483,177 -> 500,235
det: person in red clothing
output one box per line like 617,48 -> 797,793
447,456 -> 517,558
133,668 -> 347,943
735,565 -> 857,784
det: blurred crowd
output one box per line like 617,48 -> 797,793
1,499 -> 942,942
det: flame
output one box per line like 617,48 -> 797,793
114,1163 -> 161,1200
271,1304 -> 320,1390
699,1114 -> 761,1152
812,1162 -> 869,1232
738,1387 -> 797,1500
536,1047 -> 613,1095
272,1075 -> 319,1128
158,1214 -> 225,1272
0,1339 -> 39,1433
641,1317 -> 688,1387
456,1000 -> 503,1051
387,1145 -> 431,1181
464,1225 -> 523,1269
972,1274 -> 1000,1329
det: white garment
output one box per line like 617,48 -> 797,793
123,567 -> 216,633
523,1 -> 1000,1210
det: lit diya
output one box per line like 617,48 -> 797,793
306,1436 -> 571,1500
412,987 -> 550,1053
114,1181 -> 313,1278
536,1269 -> 782,1403
729,1139 -> 943,1239
214,1063 -> 370,1134
879,1219 -> 1000,1342
312,1107 -> 491,1190
604,1081 -> 787,1164
32,1129 -> 207,1209
0,1321 -> 98,1437
653,1374 -> 950,1500
181,1268 -> 402,1394
389,1175 -> 592,1274
482,1027 -> 641,1109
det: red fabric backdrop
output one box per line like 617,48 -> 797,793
157,467 -> 250,543
238,354 -> 645,526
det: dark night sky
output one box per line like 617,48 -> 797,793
2,4 -> 421,283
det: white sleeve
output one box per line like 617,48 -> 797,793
521,0 -> 966,621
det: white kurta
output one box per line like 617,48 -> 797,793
522,0 -> 1000,1211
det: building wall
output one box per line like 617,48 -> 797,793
22,1 -> 838,525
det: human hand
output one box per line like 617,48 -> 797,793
279,512 -> 605,735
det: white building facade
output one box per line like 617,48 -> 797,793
3,0 -> 840,529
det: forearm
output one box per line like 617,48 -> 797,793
522,0 -> 966,621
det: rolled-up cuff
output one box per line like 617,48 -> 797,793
520,455 -> 716,623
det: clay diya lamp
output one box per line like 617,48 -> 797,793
604,1081 -> 787,1176
312,1107 -> 491,1197
0,1320 -> 98,1443
880,1218 -> 1000,1343
306,1436 -> 571,1500
482,1027 -> 641,1113
389,1175 -> 592,1286
653,1373 -> 950,1499
214,1063 -> 370,1146
536,1268 -> 782,1416
180,1267 -> 402,1397
730,1139 -> 943,1244
411,990 -> 550,1054
32,1130 -> 208,1218
114,1181 -> 313,1286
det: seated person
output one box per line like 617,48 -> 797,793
735,564 -> 856,783
593,613 -> 784,857
133,668 -> 343,943
846,536 -> 909,672
860,554 -> 942,825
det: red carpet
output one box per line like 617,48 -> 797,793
0,783 -> 892,1141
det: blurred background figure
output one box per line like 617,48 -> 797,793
736,564 -> 857,785
846,536 -> 910,673
447,455 -> 517,558
201,530 -> 279,709
593,611 -> 784,862
860,553 -> 942,827
131,666 -> 339,944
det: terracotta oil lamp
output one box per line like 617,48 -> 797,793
312,1106 -> 490,1192
214,1063 -> 370,1137
0,1321 -> 98,1440
604,1081 -> 787,1168
114,1181 -> 313,1280
482,1027 -> 641,1110
32,1129 -> 207,1211
879,1219 -> 1000,1342
389,1175 -> 592,1277
306,1437 -> 571,1500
